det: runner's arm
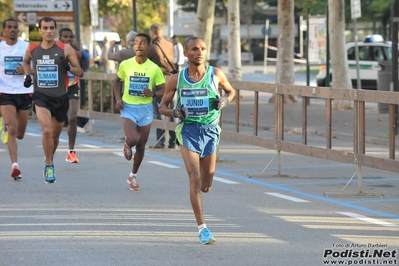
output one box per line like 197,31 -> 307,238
214,68 -> 236,103
23,48 -> 32,76
113,76 -> 123,110
65,44 -> 84,77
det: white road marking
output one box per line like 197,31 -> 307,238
25,133 -> 41,137
214,176 -> 240,184
265,192 -> 309,202
112,153 -> 239,183
147,161 -> 180,168
113,151 -> 136,157
337,212 -> 398,227
80,144 -> 101,149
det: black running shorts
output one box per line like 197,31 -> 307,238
0,93 -> 33,111
67,84 -> 80,100
33,91 -> 69,123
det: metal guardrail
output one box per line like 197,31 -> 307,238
80,72 -> 398,195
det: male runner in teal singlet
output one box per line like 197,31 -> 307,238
159,37 -> 236,244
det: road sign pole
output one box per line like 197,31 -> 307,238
353,18 -> 361,90
326,7 -> 330,87
132,0 -> 137,31
306,9 -> 310,87
263,19 -> 269,74
351,0 -> 362,90
391,0 -> 399,135
73,0 -> 81,47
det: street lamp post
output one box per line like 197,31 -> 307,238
132,0 -> 137,31
73,0 -> 81,46
392,0 -> 399,135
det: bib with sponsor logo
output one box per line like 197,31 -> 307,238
176,66 -> 220,125
118,57 -> 165,105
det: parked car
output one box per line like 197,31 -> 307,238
316,35 -> 393,90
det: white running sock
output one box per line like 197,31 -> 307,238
198,224 -> 207,232
12,162 -> 18,169
129,172 -> 137,178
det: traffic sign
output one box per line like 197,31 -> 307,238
261,26 -> 271,36
17,12 -> 37,24
89,0 -> 99,27
350,0 -> 362,19
14,0 -> 73,12
15,12 -> 74,24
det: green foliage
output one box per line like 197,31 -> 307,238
294,0 -> 392,40
80,0 -> 90,26
93,0 -> 167,44
177,0 -> 391,27
177,0 -> 280,24
177,0 -> 226,16
0,0 -> 14,22
98,0 -> 130,18
295,0 -> 328,17
295,0 -> 391,24
137,0 -> 167,33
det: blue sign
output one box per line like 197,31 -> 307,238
262,26 -> 271,36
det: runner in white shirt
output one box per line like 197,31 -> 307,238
0,18 -> 33,180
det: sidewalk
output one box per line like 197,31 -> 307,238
219,61 -> 309,74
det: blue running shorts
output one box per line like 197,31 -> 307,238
120,102 -> 153,127
175,123 -> 221,158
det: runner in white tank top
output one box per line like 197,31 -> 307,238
0,18 -> 32,180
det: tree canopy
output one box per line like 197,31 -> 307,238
0,0 -> 392,40
295,0 -> 391,39
0,0 -> 167,41
0,0 -> 13,21
177,0 -> 392,35
81,0 -> 167,39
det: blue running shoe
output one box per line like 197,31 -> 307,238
198,227 -> 216,245
44,165 -> 56,183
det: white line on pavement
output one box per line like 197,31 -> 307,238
147,161 -> 180,168
113,151 -> 136,157
214,176 -> 240,184
80,144 -> 101,149
25,132 -> 41,137
264,192 -> 310,202
337,212 -> 398,227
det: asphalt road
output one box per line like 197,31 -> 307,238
0,118 -> 398,266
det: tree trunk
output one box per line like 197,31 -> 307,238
227,0 -> 242,80
270,0 -> 296,103
241,0 -> 254,65
82,0 -> 95,60
194,0 -> 216,60
329,0 -> 352,110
